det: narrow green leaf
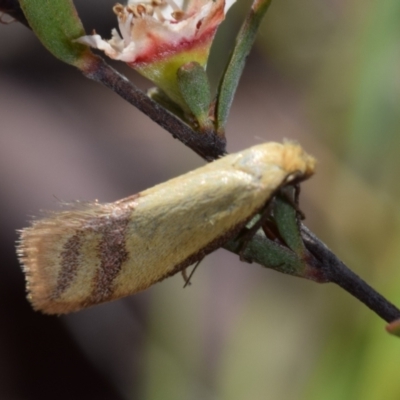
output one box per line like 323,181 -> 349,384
273,187 -> 306,257
177,62 -> 213,131
224,230 -> 309,278
19,0 -> 93,67
215,0 -> 272,133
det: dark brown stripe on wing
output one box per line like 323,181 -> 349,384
89,209 -> 131,304
54,232 -> 83,298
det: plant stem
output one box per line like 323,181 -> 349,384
83,57 -> 226,161
301,224 -> 400,323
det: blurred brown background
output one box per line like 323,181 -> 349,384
1,0 -> 400,399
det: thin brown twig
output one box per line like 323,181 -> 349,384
301,224 -> 400,323
83,57 -> 227,161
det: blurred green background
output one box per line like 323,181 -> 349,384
1,0 -> 399,398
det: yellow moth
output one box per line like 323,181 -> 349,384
17,142 -> 315,314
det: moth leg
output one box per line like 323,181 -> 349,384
238,202 -> 273,262
181,268 -> 189,283
182,258 -> 204,288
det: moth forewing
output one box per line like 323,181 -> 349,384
17,142 -> 315,314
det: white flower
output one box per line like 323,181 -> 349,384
77,0 -> 236,109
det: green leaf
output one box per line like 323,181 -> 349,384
19,0 -> 94,67
177,62 -> 213,132
224,230 -> 308,278
273,187 -> 306,257
215,0 -> 272,133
